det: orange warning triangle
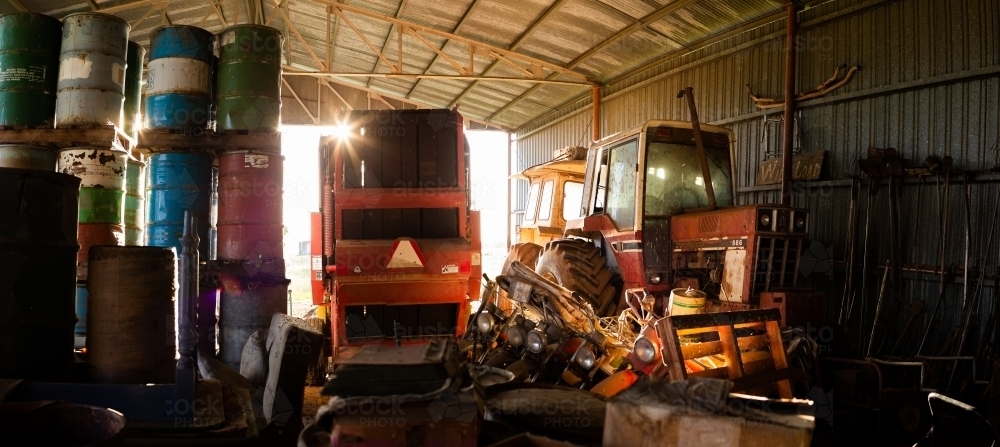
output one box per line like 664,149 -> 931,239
387,238 -> 426,269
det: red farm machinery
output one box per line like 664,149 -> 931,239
310,109 -> 481,358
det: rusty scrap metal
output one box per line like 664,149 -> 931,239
746,64 -> 860,109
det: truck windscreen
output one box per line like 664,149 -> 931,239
643,142 -> 734,217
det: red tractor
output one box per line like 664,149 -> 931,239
498,93 -> 817,394
310,109 -> 481,360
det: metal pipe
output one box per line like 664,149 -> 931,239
175,210 -> 198,413
591,86 -> 601,143
780,2 -> 798,206
677,87 -> 716,210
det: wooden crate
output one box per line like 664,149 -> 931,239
655,308 -> 807,398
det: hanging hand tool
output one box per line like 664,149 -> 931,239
839,178 -> 863,325
891,300 -> 926,356
867,260 -> 892,357
917,160 -> 952,356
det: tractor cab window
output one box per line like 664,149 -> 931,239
523,181 -> 540,224
538,180 -> 555,221
593,149 -> 609,213
605,140 -> 639,229
643,142 -> 733,217
562,181 -> 584,221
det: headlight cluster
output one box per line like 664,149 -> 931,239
476,313 -> 494,333
526,330 -> 547,353
505,325 -> 526,346
574,346 -> 596,370
633,337 -> 657,363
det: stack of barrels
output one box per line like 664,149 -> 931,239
0,13 -> 61,168
212,25 -> 289,369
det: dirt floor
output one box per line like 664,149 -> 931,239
302,386 -> 326,427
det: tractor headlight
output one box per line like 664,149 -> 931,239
574,346 -> 596,370
526,330 -> 546,353
506,325 -> 526,347
649,273 -> 663,285
634,337 -> 657,363
758,212 -> 772,229
794,214 -> 807,231
476,313 -> 494,333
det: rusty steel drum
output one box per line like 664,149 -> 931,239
217,270 -> 288,370
55,12 -> 130,128
87,245 -> 176,384
217,150 -> 283,260
77,223 -> 125,280
0,144 -> 56,170
0,168 -> 79,379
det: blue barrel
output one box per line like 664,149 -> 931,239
146,152 -> 214,255
144,26 -> 213,131
75,281 -> 87,348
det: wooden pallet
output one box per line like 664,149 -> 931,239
655,308 -> 808,399
0,125 -> 135,156
137,128 -> 280,153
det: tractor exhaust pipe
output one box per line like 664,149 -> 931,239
678,87 -> 717,211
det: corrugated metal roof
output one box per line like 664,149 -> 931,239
19,0 -> 800,130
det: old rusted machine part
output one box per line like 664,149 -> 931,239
677,87 -> 716,211
0,168 -> 80,379
86,245 -> 177,384
746,64 -> 860,108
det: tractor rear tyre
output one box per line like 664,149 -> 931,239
534,238 -> 619,317
497,243 -> 543,312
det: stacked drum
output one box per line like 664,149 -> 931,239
212,25 -> 288,369
53,12 -> 131,348
146,151 -> 215,255
0,13 -> 62,171
216,149 -> 288,369
144,25 -> 214,132
122,40 -> 144,139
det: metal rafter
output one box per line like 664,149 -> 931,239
366,0 -> 408,88
310,0 -> 593,83
488,0 -> 699,122
403,0 -> 483,98
284,70 -> 587,85
447,0 -> 572,108
331,6 -> 399,73
7,0 -> 28,11
283,77 -> 318,123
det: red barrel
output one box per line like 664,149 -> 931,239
216,223 -> 283,260
77,223 -> 124,278
217,150 -> 283,260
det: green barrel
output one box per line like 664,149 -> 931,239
0,13 -> 62,126
79,187 -> 124,224
124,156 -> 145,245
123,41 -> 144,139
216,25 -> 282,132
57,147 -> 126,225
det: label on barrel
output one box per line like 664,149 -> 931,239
245,154 -> 269,168
58,57 -> 92,80
111,63 -> 125,86
0,65 -> 47,83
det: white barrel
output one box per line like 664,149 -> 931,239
55,13 -> 130,128
146,57 -> 212,96
57,147 -> 127,189
669,287 -> 707,315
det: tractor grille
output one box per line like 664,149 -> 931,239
751,237 -> 804,295
344,304 -> 458,342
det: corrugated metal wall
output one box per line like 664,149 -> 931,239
514,0 -> 1000,357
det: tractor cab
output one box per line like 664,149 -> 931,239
570,120 -> 809,310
